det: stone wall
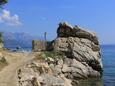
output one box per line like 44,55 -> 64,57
32,40 -> 46,51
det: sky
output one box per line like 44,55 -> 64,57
0,0 -> 115,44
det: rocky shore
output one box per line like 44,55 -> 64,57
16,22 -> 103,86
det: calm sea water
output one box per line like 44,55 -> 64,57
102,45 -> 115,86
6,45 -> 115,86
78,45 -> 115,86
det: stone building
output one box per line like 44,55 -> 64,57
32,40 -> 54,52
32,40 -> 46,51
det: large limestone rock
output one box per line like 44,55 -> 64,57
54,22 -> 103,82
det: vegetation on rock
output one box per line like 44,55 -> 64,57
35,51 -> 65,61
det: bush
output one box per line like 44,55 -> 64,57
34,52 -> 46,61
0,56 -> 7,63
35,51 -> 66,61
0,56 -> 8,71
44,51 -> 65,60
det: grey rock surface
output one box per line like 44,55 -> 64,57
54,22 -> 103,83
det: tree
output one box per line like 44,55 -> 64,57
0,0 -> 7,6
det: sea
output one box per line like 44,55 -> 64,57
5,45 -> 115,86
78,45 -> 115,86
102,45 -> 115,86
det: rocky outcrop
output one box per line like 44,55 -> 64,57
17,60 -> 72,86
17,22 -> 103,86
57,22 -> 99,45
54,22 -> 103,84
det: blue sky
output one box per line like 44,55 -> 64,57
0,0 -> 115,44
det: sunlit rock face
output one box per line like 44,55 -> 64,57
54,22 -> 103,80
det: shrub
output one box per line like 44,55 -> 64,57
0,56 -> 7,63
0,56 -> 8,71
44,51 -> 65,60
35,51 -> 66,61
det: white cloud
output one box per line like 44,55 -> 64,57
0,9 -> 22,26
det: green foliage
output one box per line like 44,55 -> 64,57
0,0 -> 7,5
34,53 -> 46,61
35,51 -> 66,61
44,51 -> 65,60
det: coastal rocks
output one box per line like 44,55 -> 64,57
53,22 -> 103,81
17,61 -> 72,86
57,22 -> 99,45
17,22 -> 103,86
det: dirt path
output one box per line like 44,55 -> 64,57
0,51 -> 35,86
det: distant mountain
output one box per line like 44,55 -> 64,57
3,32 -> 44,48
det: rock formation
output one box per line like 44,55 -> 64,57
17,60 -> 72,86
17,22 -> 103,86
54,22 -> 103,81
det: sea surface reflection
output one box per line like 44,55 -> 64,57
78,78 -> 103,86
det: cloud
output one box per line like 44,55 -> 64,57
0,9 -> 22,26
